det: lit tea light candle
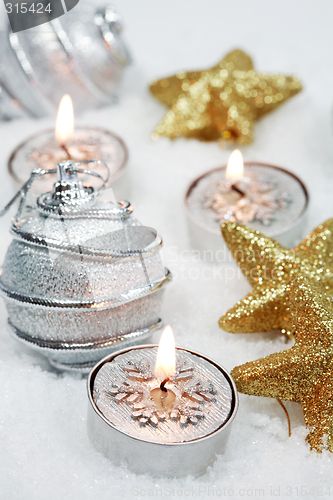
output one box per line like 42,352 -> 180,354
150,326 -> 177,410
8,95 -> 128,195
55,95 -> 74,152
224,149 -> 246,199
226,149 -> 244,183
54,94 -> 84,162
87,326 -> 238,477
185,150 -> 308,259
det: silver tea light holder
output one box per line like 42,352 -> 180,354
185,151 -> 309,261
8,95 -> 129,199
87,329 -> 238,477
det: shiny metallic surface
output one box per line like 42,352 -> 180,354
9,320 -> 163,373
0,29 -> 49,119
185,162 -> 309,260
3,279 -> 167,339
0,3 -> 131,120
0,162 -> 171,371
87,345 -> 238,477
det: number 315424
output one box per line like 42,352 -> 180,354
5,3 -> 52,14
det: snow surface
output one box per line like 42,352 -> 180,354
1,0 -> 333,498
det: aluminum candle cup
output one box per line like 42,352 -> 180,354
0,161 -> 171,372
185,162 -> 309,261
87,345 -> 238,477
8,126 -> 129,198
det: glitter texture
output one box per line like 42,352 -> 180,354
150,49 -> 302,144
219,220 -> 333,337
1,233 -> 165,302
231,275 -> 333,453
0,164 -> 171,369
93,347 -> 233,444
6,288 -> 165,344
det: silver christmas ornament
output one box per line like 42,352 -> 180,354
0,3 -> 131,120
0,161 -> 171,371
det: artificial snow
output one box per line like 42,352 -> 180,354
1,0 -> 333,498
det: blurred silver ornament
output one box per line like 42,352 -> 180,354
0,161 -> 170,371
0,3 -> 131,120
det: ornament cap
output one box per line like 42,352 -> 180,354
42,160 -> 94,209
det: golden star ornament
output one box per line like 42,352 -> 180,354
219,220 -> 333,337
149,49 -> 302,144
231,276 -> 333,452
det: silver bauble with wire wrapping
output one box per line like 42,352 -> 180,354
0,161 -> 171,371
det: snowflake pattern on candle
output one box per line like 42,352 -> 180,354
205,174 -> 290,225
106,360 -> 217,428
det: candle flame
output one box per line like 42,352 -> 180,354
155,325 -> 176,380
226,149 -> 244,181
55,94 -> 74,145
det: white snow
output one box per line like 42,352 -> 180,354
1,0 -> 333,498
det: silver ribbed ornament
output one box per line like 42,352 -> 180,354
0,3 -> 131,120
0,161 -> 171,371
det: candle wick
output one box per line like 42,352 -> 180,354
231,182 -> 245,198
61,143 -> 71,160
160,378 -> 169,392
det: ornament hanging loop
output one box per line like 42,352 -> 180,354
0,159 -> 109,222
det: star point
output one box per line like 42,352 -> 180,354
231,276 -> 333,452
219,219 -> 333,337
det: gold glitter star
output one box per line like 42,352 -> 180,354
231,276 -> 333,452
150,49 -> 302,144
219,220 -> 333,337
